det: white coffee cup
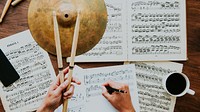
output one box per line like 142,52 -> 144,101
162,72 -> 195,97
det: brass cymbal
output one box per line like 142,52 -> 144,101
28,0 -> 107,57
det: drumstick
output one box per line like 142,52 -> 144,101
0,0 -> 12,23
52,11 -> 65,88
62,10 -> 81,112
11,0 -> 24,6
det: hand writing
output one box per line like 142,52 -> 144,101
102,80 -> 135,112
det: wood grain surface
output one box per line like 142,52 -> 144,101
0,0 -> 200,112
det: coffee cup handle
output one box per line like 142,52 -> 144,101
187,89 -> 195,95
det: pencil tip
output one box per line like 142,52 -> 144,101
0,19 -> 2,23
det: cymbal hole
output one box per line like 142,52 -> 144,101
65,14 -> 69,18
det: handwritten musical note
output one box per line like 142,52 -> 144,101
54,65 -> 140,112
82,64 -> 140,112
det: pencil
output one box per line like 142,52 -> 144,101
105,86 -> 127,94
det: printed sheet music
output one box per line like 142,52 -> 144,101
0,30 -> 56,112
68,0 -> 187,62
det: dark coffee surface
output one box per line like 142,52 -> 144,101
166,73 -> 187,95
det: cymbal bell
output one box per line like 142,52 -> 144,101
28,0 -> 107,57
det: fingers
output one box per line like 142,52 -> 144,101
53,77 -> 79,98
102,86 -> 112,99
71,77 -> 81,85
63,67 -> 69,74
64,76 -> 81,85
63,67 -> 81,85
63,84 -> 75,99
102,80 -> 121,89
102,80 -> 129,94
49,74 -> 60,91
54,80 -> 69,96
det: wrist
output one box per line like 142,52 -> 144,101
37,103 -> 54,112
120,107 -> 135,112
121,110 -> 135,112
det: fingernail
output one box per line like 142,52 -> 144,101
64,92 -> 69,96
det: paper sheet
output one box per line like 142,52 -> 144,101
83,64 -> 140,112
55,64 -> 140,112
0,30 -> 56,112
128,62 -> 183,112
68,0 -> 187,62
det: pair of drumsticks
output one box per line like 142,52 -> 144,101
53,10 -> 81,112
0,0 -> 24,23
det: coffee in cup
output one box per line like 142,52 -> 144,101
162,72 -> 195,97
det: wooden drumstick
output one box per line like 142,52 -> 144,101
62,10 -> 81,112
0,0 -> 12,23
11,0 -> 24,6
52,11 -> 65,89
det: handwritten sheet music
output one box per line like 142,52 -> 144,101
128,62 -> 183,112
68,0 -> 187,62
0,30 -> 56,112
83,64 -> 140,112
55,65 -> 140,112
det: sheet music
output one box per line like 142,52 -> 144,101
127,0 -> 187,61
68,0 -> 187,62
128,62 -> 183,112
56,65 -> 140,112
68,0 -> 128,62
0,30 -> 56,112
83,64 -> 140,112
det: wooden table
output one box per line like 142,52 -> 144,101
0,0 -> 200,112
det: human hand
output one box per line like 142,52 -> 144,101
37,67 -> 81,112
102,80 -> 135,112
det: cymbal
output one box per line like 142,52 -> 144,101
28,0 -> 107,57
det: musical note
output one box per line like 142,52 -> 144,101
131,62 -> 182,112
0,30 -> 56,112
131,23 -> 180,33
131,1 -> 180,11
132,35 -> 181,44
131,13 -> 180,22
132,45 -> 181,55
106,3 -> 122,21
106,22 -> 122,32
71,0 -> 186,62
77,64 -> 140,112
